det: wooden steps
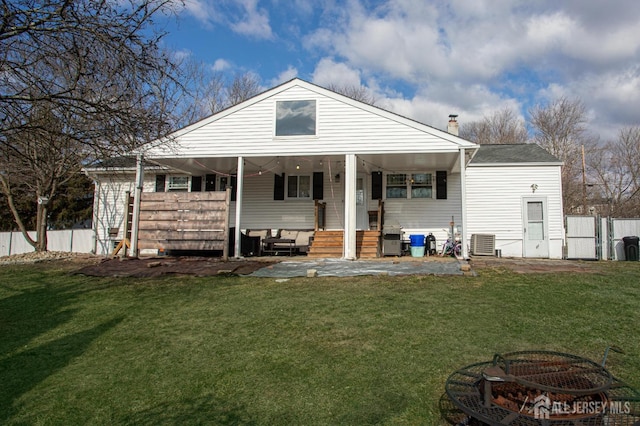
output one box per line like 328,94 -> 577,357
307,230 -> 381,258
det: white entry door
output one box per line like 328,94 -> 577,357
356,174 -> 368,230
523,197 -> 549,258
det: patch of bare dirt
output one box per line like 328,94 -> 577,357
469,256 -> 599,274
0,251 -> 102,265
74,256 -> 277,278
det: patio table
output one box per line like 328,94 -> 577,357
262,237 -> 295,256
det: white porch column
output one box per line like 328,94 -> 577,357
234,156 -> 244,259
130,153 -> 144,257
343,154 -> 357,260
459,148 -> 469,259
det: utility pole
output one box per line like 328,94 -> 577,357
582,145 -> 587,215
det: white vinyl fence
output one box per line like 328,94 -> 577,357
609,218 -> 640,261
565,216 -> 598,260
566,216 -> 640,261
0,229 -> 94,257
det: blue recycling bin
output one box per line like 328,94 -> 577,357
409,234 -> 425,257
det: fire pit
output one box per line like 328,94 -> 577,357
445,350 -> 640,425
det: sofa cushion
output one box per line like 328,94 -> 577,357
279,230 -> 298,240
247,229 -> 269,239
295,231 -> 314,247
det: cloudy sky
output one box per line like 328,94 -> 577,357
162,0 -> 640,140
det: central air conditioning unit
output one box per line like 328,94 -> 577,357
470,234 -> 496,256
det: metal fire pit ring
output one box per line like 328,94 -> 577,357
487,350 -> 613,395
445,351 -> 640,426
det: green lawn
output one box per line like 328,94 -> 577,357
1,260 -> 639,425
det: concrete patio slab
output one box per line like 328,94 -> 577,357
249,257 -> 464,278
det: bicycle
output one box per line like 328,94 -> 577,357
440,235 -> 462,258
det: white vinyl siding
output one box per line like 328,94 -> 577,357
92,173 -> 157,255
465,165 -> 564,258
146,84 -> 469,159
227,173 -> 317,230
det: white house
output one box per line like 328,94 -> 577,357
84,78 -> 564,259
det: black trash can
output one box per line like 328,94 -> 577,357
622,236 -> 639,261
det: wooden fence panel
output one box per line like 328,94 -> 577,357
137,190 -> 230,257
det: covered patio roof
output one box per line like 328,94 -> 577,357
137,150 -> 474,178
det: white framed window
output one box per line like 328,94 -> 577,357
410,173 -> 433,198
167,176 -> 189,192
386,174 -> 407,198
287,175 -> 311,199
275,100 -> 316,136
385,172 -> 433,199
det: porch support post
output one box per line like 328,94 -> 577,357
234,156 -> 244,259
343,154 -> 357,260
459,148 -> 469,259
129,153 -> 144,257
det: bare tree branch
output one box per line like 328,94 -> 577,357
529,97 -> 596,215
460,107 -> 528,145
0,0 -> 185,251
326,83 -> 378,106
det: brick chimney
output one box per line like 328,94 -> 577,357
448,114 -> 459,136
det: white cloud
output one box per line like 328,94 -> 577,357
171,48 -> 194,62
548,66 -> 640,141
300,0 -> 640,138
385,84 -> 524,131
174,0 -> 640,139
229,0 -> 273,39
270,66 -> 299,86
181,0 -> 219,27
179,0 -> 273,39
212,59 -> 232,72
311,59 -> 363,88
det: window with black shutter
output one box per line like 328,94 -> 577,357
313,172 -> 324,200
191,176 -> 202,192
155,174 -> 166,192
274,173 -> 285,200
230,176 -> 237,201
371,171 -> 383,200
436,171 -> 447,199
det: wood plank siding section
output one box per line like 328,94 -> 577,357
137,191 -> 230,252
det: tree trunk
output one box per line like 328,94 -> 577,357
36,202 -> 48,252
0,175 -> 37,251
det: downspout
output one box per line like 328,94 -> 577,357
343,154 -> 357,260
129,153 -> 144,257
234,156 -> 244,259
459,147 -> 469,259
92,179 -> 100,255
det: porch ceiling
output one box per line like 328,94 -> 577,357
148,152 -> 463,176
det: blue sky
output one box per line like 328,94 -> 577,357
160,0 -> 640,140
